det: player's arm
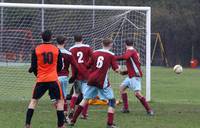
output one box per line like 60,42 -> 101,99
111,55 -> 121,73
28,50 -> 37,76
89,47 -> 93,57
111,55 -> 129,75
116,52 -> 131,61
120,69 -> 128,75
132,51 -> 142,76
84,47 -> 93,67
86,55 -> 94,69
69,56 -> 79,83
57,50 -> 63,72
115,55 -> 124,61
133,51 -> 141,65
115,66 -> 128,76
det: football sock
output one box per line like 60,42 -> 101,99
136,95 -> 151,112
71,105 -> 84,123
121,93 -> 129,110
70,96 -> 78,109
82,103 -> 89,116
107,112 -> 114,125
57,110 -> 65,127
64,100 -> 68,112
25,108 -> 34,125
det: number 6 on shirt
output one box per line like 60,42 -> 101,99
96,56 -> 104,68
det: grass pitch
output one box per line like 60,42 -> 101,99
0,66 -> 200,128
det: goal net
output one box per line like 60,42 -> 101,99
0,3 -> 151,101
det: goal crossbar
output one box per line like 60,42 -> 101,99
0,3 -> 150,11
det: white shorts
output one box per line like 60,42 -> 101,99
84,86 -> 114,100
121,77 -> 142,91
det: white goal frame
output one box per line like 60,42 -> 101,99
0,3 -> 151,101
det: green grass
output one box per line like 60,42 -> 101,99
0,66 -> 200,128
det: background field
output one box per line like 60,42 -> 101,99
0,67 -> 200,128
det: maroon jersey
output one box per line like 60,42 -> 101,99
87,49 -> 119,89
69,44 -> 92,80
58,48 -> 77,77
116,47 -> 143,78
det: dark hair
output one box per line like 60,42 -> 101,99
56,35 -> 66,45
125,39 -> 134,46
102,38 -> 113,47
74,33 -> 83,42
42,30 -> 52,42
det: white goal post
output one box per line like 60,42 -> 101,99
0,3 -> 151,101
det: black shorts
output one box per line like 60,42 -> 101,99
32,81 -> 63,100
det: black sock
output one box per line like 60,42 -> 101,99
57,110 -> 65,127
25,108 -> 34,125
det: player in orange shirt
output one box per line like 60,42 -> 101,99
25,30 -> 65,128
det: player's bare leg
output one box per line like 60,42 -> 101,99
107,99 -> 117,128
68,99 -> 88,126
51,99 -> 58,109
56,99 -> 66,128
119,85 -> 130,113
134,91 -> 154,116
25,99 -> 38,128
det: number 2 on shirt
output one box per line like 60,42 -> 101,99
77,51 -> 84,63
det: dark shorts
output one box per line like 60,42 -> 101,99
32,81 -> 63,100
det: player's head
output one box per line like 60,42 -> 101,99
74,33 -> 83,43
102,38 -> 113,50
56,35 -> 66,47
125,39 -> 134,48
42,30 -> 52,42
